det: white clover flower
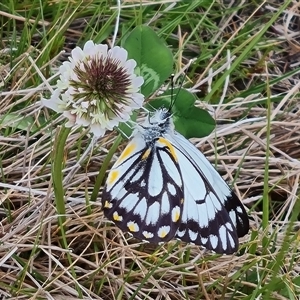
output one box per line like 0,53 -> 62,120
42,41 -> 144,137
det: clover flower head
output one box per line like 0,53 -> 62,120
42,41 -> 144,137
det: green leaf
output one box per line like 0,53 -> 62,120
0,113 -> 38,132
148,89 -> 215,139
123,25 -> 173,98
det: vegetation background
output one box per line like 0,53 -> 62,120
1,0 -> 300,299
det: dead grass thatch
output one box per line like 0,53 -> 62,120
2,1 -> 300,299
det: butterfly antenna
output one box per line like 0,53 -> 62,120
172,59 -> 195,109
174,72 -> 187,103
169,73 -> 175,112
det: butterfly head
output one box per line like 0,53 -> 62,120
148,107 -> 172,125
135,108 -> 174,143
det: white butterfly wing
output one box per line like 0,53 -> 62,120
166,131 -> 249,253
102,108 -> 249,254
102,132 -> 184,243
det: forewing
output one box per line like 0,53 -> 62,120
168,133 -> 249,254
102,135 -> 184,243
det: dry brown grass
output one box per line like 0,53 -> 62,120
1,67 -> 300,298
2,1 -> 300,299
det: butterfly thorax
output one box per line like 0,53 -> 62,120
136,108 -> 174,146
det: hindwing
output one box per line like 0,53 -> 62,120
168,132 -> 249,254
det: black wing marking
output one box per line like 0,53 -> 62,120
102,137 -> 184,244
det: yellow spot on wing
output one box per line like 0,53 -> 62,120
159,230 -> 167,238
158,137 -> 177,161
104,200 -> 112,208
172,206 -> 180,222
107,170 -> 120,185
128,221 -> 139,232
113,212 -> 123,221
116,142 -> 136,164
158,226 -> 170,238
142,148 -> 151,160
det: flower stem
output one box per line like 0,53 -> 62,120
90,134 -> 123,202
51,126 -> 83,297
52,126 -> 71,233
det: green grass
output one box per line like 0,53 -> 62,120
1,0 -> 300,299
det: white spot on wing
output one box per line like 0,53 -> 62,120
209,234 -> 218,249
225,222 -> 234,231
131,169 -> 144,182
110,181 -> 124,199
113,212 -> 123,221
148,154 -> 163,196
145,201 -> 160,225
167,183 -> 176,195
161,192 -> 170,214
119,193 -> 139,211
143,231 -> 154,239
141,180 -> 146,187
133,197 -> 148,220
171,206 -> 180,222
201,237 -> 208,245
228,233 -> 235,248
238,215 -> 244,224
196,203 -> 209,227
159,150 -> 182,187
236,206 -> 243,213
104,201 -> 112,209
158,226 -> 170,238
114,185 -> 127,200
188,230 -> 198,241
229,210 -> 237,227
176,229 -> 185,237
185,192 -> 199,222
127,221 -> 139,232
219,225 -> 227,251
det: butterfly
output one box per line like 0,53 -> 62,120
102,107 -> 249,254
